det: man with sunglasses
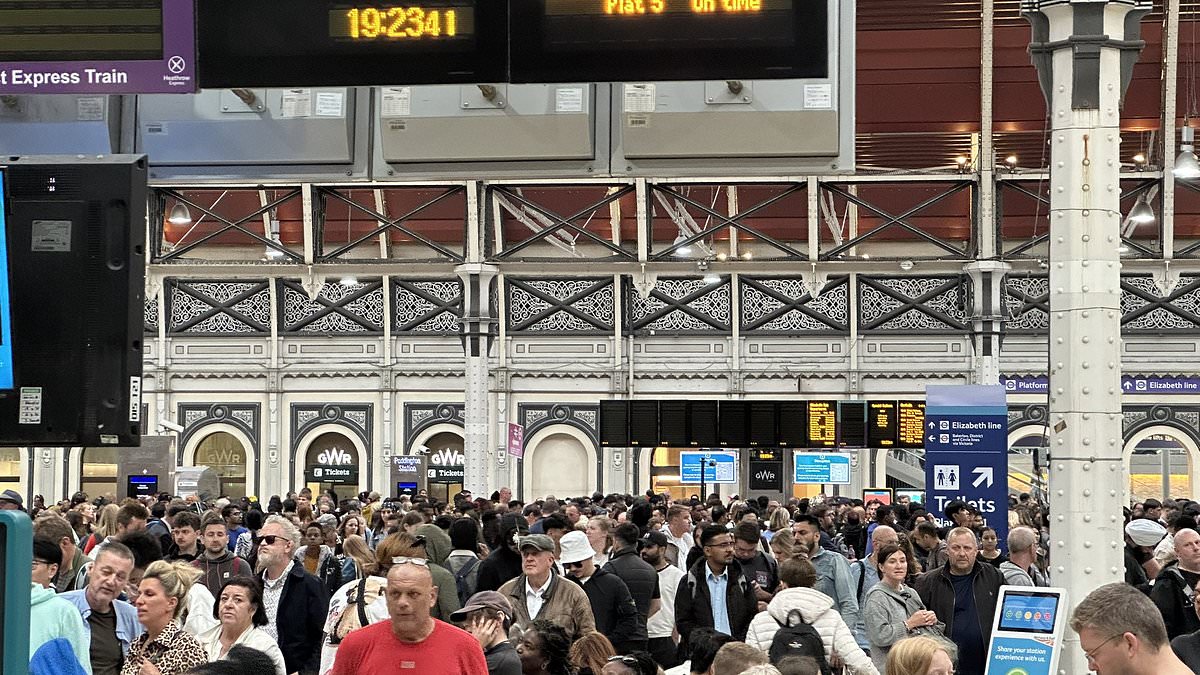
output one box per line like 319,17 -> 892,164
601,652 -> 659,675
560,530 -> 644,653
257,514 -> 328,675
1072,582 -> 1191,675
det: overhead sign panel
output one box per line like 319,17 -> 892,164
196,0 -> 506,87
509,0 -> 828,82
793,453 -> 850,484
680,450 -> 737,484
868,401 -> 897,447
924,385 -> 1008,551
0,0 -> 195,94
897,400 -> 925,449
806,400 -> 836,447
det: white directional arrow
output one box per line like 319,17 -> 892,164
971,466 -> 994,488
928,421 -> 936,429
928,435 -> 936,443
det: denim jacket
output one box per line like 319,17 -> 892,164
60,590 -> 144,656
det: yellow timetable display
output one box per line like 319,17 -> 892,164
331,7 -> 474,39
806,400 -> 836,447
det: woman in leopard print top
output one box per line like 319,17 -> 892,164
122,561 -> 208,675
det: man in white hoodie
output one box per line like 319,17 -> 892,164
744,557 -> 878,675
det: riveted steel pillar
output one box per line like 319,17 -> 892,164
1023,2 -> 1150,672
456,263 -> 499,496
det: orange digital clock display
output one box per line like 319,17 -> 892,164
330,6 -> 475,40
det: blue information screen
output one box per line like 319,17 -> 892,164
0,171 -> 13,390
999,591 -> 1059,634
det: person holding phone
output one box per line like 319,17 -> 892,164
863,543 -> 942,674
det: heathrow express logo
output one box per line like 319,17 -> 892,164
167,56 -> 187,75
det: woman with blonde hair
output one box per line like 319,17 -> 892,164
83,503 -> 119,555
123,560 -> 208,675
568,631 -> 617,675
584,516 -> 613,566
339,534 -> 372,582
769,529 -> 796,562
884,636 -> 957,675
764,507 -> 791,542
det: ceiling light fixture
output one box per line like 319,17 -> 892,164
168,203 -> 192,225
1176,125 -> 1200,179
672,233 -> 693,257
339,276 -> 359,286
1128,199 -> 1156,225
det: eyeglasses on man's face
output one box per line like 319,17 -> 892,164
1083,633 -> 1124,665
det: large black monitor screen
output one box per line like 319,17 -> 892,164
0,155 -> 145,446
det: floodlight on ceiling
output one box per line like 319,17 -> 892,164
167,203 -> 192,225
1128,199 -> 1156,225
1176,126 -> 1200,179
672,233 -> 693,257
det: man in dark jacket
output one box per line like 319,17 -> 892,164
1152,527 -> 1200,639
477,513 -> 527,592
258,514 -> 328,675
605,523 -> 661,640
915,526 -> 1003,675
561,530 -> 644,652
674,524 -> 758,651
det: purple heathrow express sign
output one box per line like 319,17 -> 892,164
0,1 -> 195,95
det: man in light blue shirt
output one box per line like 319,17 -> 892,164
706,560 -> 731,636
675,524 -> 758,650
60,542 -> 143,675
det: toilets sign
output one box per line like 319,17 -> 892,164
924,385 -> 1009,551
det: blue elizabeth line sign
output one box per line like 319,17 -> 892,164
1003,375 -> 1200,395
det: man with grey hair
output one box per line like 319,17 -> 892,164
1072,582 -> 1192,675
999,526 -> 1046,587
915,527 -> 1003,675
61,541 -> 143,675
257,514 -> 327,675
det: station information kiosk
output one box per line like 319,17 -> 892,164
984,586 -> 1068,675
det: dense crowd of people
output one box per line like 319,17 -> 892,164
0,483 -> 1184,675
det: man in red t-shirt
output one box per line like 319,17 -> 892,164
332,558 -> 488,675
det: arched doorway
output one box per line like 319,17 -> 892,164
526,432 -> 590,498
303,431 -> 360,501
81,447 -> 118,499
194,432 -> 248,499
0,447 -> 20,496
421,431 -> 465,504
1128,432 -> 1193,502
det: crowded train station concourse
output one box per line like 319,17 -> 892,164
0,0 -> 1199,673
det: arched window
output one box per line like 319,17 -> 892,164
194,432 -> 248,499
529,433 -> 588,498
304,431 -> 359,500
423,431 -> 465,504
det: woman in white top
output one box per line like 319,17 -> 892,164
585,516 -> 613,567
197,576 -> 287,675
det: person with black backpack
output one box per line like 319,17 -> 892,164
446,517 -> 484,606
745,557 -> 878,675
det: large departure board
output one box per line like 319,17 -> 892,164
868,401 -> 897,447
806,400 -> 836,447
897,400 -> 926,449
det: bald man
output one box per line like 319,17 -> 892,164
332,562 -> 488,674
1152,528 -> 1200,639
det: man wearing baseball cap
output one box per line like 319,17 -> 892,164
560,530 -> 643,653
498,534 -> 596,641
451,591 -> 521,675
641,530 -> 686,669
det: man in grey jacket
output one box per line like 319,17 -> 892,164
794,514 -> 866,650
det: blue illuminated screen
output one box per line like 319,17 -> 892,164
999,591 -> 1059,634
0,172 -> 13,390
